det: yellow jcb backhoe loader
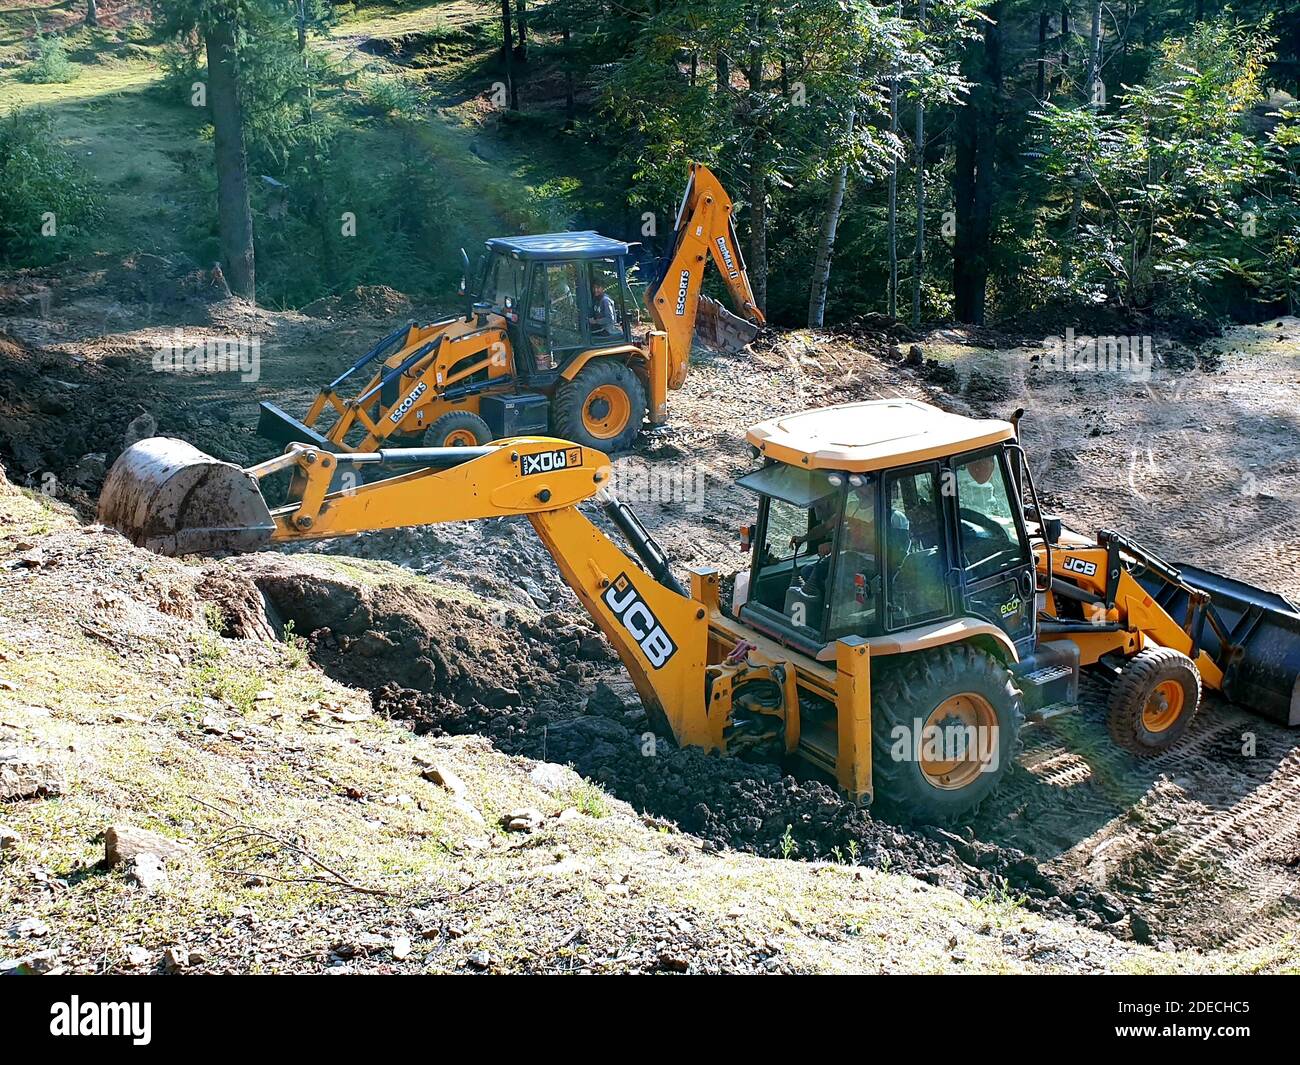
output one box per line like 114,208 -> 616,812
99,399 -> 1300,823
257,164 -> 765,457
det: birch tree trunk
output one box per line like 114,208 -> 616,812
807,107 -> 856,327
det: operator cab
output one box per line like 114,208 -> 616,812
475,232 -> 635,379
734,400 -> 1038,659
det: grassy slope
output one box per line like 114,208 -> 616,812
4,479 -> 1295,973
0,0 -> 606,283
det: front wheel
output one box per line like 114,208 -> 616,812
870,644 -> 1024,825
1106,647 -> 1201,756
553,359 -> 647,452
426,410 -> 493,448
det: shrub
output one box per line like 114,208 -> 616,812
21,30 -> 76,85
0,110 -> 103,266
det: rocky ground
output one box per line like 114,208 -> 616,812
2,264 -> 1299,967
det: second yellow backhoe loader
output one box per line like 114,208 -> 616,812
258,164 -> 764,456
98,399 -> 1300,824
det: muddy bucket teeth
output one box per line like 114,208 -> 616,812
696,295 -> 760,353
97,437 -> 275,557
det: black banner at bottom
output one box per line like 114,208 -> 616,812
0,974 -> 1288,1051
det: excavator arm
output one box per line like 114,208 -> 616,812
98,437 -> 714,743
645,163 -> 767,390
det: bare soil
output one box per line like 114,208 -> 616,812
3,271 -> 1298,953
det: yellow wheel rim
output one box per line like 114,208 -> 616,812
442,428 -> 478,447
581,384 -> 630,439
1142,680 -> 1184,732
919,693 -> 998,791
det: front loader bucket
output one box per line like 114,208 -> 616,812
98,438 -> 275,557
695,295 -> 759,353
257,401 -> 336,450
1138,564 -> 1300,726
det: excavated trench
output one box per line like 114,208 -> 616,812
234,553 -> 1143,940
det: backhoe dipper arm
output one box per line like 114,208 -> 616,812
645,163 -> 766,389
248,441 -> 713,744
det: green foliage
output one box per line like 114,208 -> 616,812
0,110 -> 103,267
1030,18 -> 1283,319
356,73 -> 424,118
21,28 -> 77,84
155,35 -> 207,106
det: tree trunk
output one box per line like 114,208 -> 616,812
205,10 -> 255,302
1086,0 -> 1102,104
85,0 -> 98,26
887,50 -> 900,319
1036,10 -> 1048,100
912,0 -> 927,330
1058,5 -> 1069,94
1064,0 -> 1102,277
717,52 -> 729,94
500,0 -> 518,110
952,2 -> 1002,325
746,7 -> 768,313
563,28 -> 576,129
807,108 -> 855,328
514,0 -> 528,62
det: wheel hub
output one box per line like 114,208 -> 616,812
919,693 -> 998,791
1142,680 -> 1184,732
581,384 -> 630,438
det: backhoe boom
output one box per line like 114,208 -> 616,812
645,163 -> 766,390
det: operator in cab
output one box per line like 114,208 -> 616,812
589,280 -> 620,338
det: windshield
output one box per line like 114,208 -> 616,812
479,251 -> 526,313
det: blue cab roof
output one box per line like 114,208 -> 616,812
485,231 -> 629,261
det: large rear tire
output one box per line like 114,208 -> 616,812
553,359 -> 646,453
870,644 -> 1024,825
1106,647 -> 1201,756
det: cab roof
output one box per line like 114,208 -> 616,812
486,232 -> 629,261
746,399 -> 1015,473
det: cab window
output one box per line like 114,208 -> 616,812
738,465 -> 846,638
588,258 -> 625,340
826,477 -> 881,637
884,467 -> 950,629
480,252 -> 525,312
544,262 -> 584,349
953,451 -> 1028,581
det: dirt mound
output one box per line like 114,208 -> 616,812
242,554 -> 608,712
301,286 -> 414,320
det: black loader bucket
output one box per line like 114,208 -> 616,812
256,401 -> 336,450
98,438 -> 275,557
1138,564 -> 1300,726
696,295 -> 760,353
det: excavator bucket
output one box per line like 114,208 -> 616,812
1138,564 -> 1300,726
695,295 -> 760,354
98,438 -> 275,557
